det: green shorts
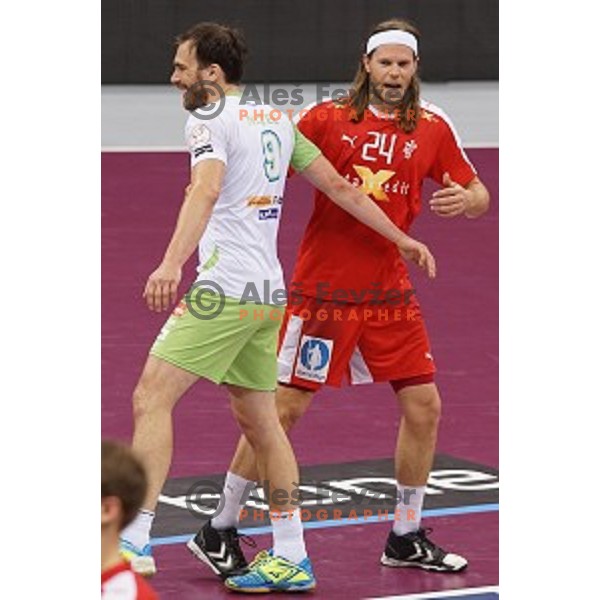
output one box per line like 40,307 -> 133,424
150,293 -> 284,391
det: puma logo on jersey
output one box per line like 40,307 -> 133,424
341,134 -> 358,147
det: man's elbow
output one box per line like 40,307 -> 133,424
206,184 -> 222,203
330,175 -> 348,197
326,174 -> 356,204
188,182 -> 221,204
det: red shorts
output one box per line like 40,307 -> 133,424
276,294 -> 436,391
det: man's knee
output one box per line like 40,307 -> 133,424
132,377 -> 157,421
132,362 -> 180,421
276,384 -> 313,430
230,403 -> 266,442
400,385 -> 442,430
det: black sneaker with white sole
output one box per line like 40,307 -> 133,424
187,520 -> 255,580
381,527 -> 468,572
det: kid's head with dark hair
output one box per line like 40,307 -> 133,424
101,439 -> 147,530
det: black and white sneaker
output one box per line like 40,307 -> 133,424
187,520 -> 255,580
381,527 -> 468,572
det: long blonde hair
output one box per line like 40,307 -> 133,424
341,19 -> 421,133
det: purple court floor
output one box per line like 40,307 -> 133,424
102,148 -> 499,599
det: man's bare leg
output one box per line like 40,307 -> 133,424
227,384 -> 308,564
382,382 -> 466,571
208,385 -> 313,534
392,382 -> 441,535
394,383 -> 441,496
120,356 -> 198,560
132,356 -> 199,508
229,385 -> 314,481
188,384 -> 315,578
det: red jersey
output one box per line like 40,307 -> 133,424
101,561 -> 158,600
292,100 -> 477,301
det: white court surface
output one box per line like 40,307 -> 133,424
102,82 -> 498,148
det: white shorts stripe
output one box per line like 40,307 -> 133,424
276,315 -> 304,383
349,346 -> 374,385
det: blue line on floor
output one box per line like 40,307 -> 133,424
150,502 -> 499,547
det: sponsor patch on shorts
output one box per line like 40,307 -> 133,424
294,335 -> 333,383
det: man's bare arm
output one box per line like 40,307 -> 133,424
143,159 -> 225,311
300,155 -> 436,278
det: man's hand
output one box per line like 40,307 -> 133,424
397,236 -> 436,279
429,172 -> 472,218
143,261 -> 182,312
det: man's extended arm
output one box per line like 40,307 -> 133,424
300,155 -> 436,278
143,159 -> 225,311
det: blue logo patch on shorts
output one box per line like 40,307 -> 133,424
295,336 -> 334,383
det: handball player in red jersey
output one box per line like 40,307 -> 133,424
191,18 -> 490,574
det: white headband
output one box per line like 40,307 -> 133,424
366,30 -> 418,56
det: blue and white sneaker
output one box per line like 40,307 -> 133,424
224,551 -> 316,593
119,539 -> 157,577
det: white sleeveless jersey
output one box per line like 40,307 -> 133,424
185,95 -> 296,303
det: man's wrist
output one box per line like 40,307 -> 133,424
393,231 -> 410,247
464,188 -> 476,218
161,254 -> 184,269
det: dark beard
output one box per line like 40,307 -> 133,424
183,82 -> 211,111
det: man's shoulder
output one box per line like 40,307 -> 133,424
419,99 -> 455,129
184,96 -> 243,129
298,98 -> 346,121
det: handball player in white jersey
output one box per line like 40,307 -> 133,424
119,22 -> 435,593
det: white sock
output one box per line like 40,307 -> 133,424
212,471 -> 254,530
121,509 -> 155,549
392,484 -> 425,536
271,508 -> 307,564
